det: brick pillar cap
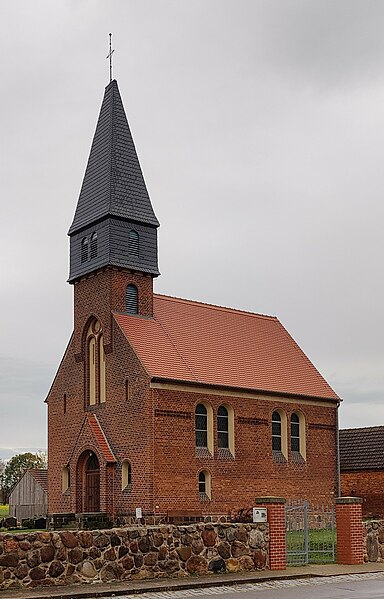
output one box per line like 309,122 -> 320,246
255,496 -> 286,504
336,496 -> 363,505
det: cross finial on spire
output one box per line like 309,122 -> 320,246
106,33 -> 115,83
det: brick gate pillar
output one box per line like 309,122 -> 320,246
335,497 -> 363,564
255,496 -> 286,570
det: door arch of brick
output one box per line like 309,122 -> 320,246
76,450 -> 100,513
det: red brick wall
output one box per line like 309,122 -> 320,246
73,267 -> 153,356
48,268 -> 155,517
335,499 -> 363,564
48,267 -> 338,518
152,388 -> 338,514
255,498 -> 286,570
341,470 -> 384,518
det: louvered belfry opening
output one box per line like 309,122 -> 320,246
81,238 -> 88,263
128,230 -> 139,256
90,232 -> 98,259
126,284 -> 138,314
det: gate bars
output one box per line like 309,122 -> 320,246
285,499 -> 336,565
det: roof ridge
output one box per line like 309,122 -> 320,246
154,293 -> 277,321
340,426 -> 384,432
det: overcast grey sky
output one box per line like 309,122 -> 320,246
1,0 -> 383,459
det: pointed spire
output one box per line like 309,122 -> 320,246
68,80 -> 159,235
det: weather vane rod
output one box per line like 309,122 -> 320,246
106,33 -> 115,83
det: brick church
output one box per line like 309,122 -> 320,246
47,79 -> 340,522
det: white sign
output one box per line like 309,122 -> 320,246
135,507 -> 142,519
252,507 -> 267,523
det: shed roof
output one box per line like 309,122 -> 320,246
28,469 -> 48,493
340,426 -> 384,471
114,294 -> 338,401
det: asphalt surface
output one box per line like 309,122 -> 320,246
1,563 -> 384,599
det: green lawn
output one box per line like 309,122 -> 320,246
287,528 -> 336,564
0,505 -> 9,518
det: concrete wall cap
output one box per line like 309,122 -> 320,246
336,496 -> 363,505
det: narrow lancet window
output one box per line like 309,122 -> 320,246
86,319 -> 106,406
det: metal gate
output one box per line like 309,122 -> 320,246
285,500 -> 335,565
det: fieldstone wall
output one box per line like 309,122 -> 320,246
0,523 -> 269,590
363,520 -> 384,562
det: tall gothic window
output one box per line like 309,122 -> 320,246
128,230 -> 139,256
290,413 -> 300,452
272,411 -> 282,451
195,404 -> 208,448
86,319 -> 106,406
126,284 -> 138,314
217,405 -> 229,449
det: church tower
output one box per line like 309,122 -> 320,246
68,80 -> 160,355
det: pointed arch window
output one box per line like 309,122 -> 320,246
126,284 -> 138,314
128,230 -> 139,257
81,238 -> 89,263
86,319 -> 106,406
90,232 -> 98,259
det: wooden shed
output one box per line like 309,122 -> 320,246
9,469 -> 48,522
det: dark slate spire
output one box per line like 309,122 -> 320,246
69,80 -> 159,233
68,80 -> 160,282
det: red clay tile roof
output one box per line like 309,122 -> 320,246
87,413 -> 116,462
29,469 -> 48,493
340,426 -> 384,471
114,295 -> 338,400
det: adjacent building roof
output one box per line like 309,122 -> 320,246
114,294 -> 339,401
340,426 -> 384,471
68,79 -> 159,236
28,469 -> 48,493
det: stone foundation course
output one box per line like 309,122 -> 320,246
0,523 -> 269,590
364,520 -> 384,562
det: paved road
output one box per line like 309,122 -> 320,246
97,573 -> 384,599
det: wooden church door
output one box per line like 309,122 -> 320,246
85,452 -> 100,512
